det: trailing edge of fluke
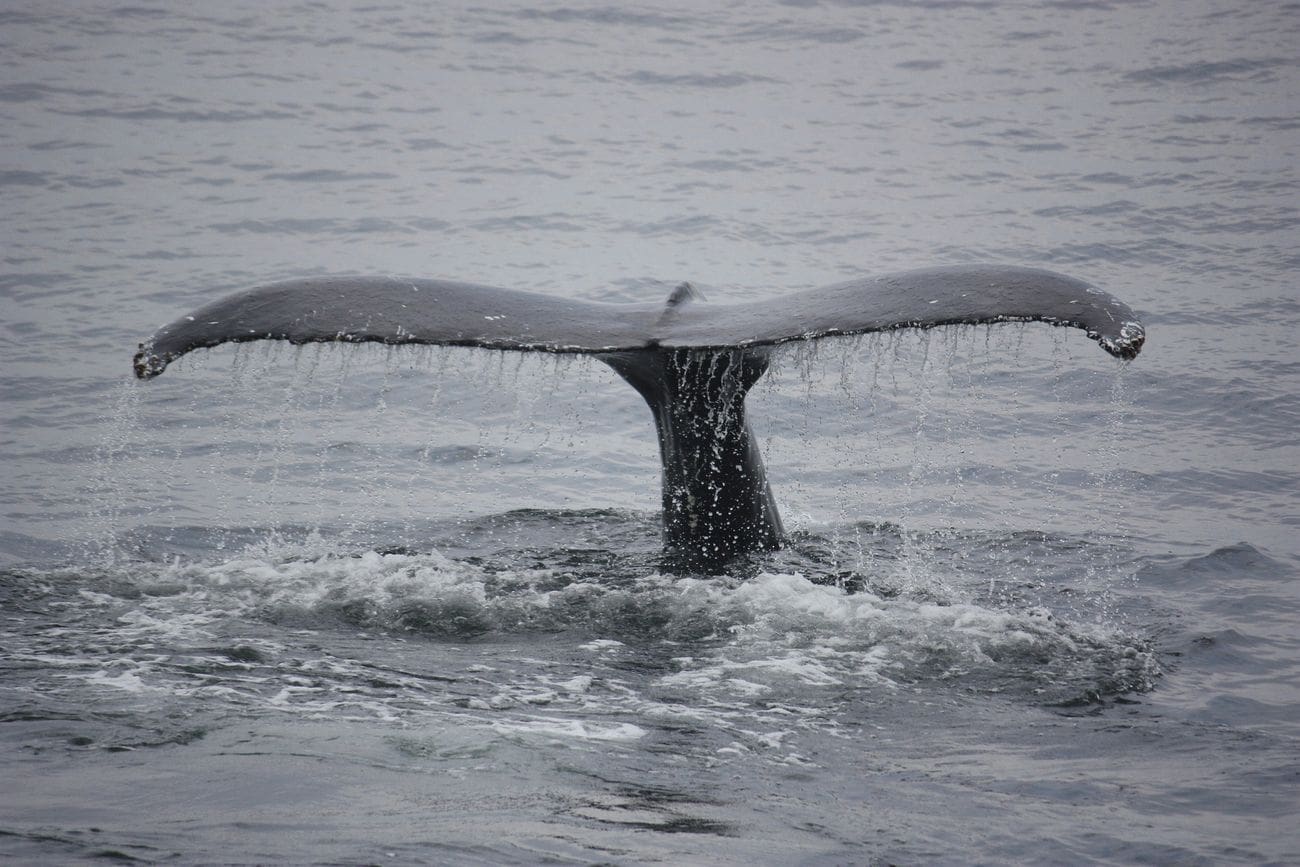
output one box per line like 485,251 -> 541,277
133,265 -> 1145,570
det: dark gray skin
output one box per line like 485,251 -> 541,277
600,346 -> 783,569
134,265 -> 1145,571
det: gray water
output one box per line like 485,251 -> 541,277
2,1 -> 1298,863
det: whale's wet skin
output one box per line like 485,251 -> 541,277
130,265 -> 1145,570
3,1 -> 1300,864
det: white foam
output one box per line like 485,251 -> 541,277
79,669 -> 148,693
491,718 -> 646,742
656,570 -> 1136,696
556,675 -> 593,693
44,547 -> 1152,743
661,652 -> 845,690
579,638 -> 625,650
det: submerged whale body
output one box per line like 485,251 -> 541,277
134,265 -> 1145,570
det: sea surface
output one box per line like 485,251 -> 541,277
2,1 -> 1298,863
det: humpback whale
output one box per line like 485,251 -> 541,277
133,265 -> 1145,570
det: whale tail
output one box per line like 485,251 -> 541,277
600,343 -> 782,569
133,266 -> 1145,569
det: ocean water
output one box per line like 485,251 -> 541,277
2,1 -> 1298,863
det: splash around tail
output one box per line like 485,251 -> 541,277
131,265 -> 1145,570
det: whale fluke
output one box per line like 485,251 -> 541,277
133,276 -> 656,379
133,266 -> 1143,379
133,265 -> 1145,569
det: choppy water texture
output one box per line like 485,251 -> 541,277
3,1 -> 1299,863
